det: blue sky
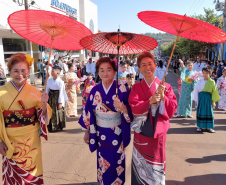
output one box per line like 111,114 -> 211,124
91,0 -> 221,34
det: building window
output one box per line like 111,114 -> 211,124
3,38 -> 27,52
89,19 -> 94,33
92,51 -> 96,57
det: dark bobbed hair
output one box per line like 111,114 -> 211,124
121,62 -> 127,67
87,72 -> 93,76
159,60 -> 163,68
126,73 -> 135,78
202,66 -> 213,74
125,60 -> 131,66
137,52 -> 155,67
96,57 -> 117,73
68,63 -> 75,70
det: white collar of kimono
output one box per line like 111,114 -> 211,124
102,80 -> 114,95
144,76 -> 157,88
11,80 -> 26,92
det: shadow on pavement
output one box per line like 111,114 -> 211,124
61,183 -> 99,185
167,127 -> 203,134
166,174 -> 226,185
168,125 -> 226,134
185,154 -> 226,164
57,128 -> 84,134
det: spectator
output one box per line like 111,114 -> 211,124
37,59 -> 41,78
217,61 -> 224,78
0,64 -> 7,86
62,60 -> 68,74
40,59 -> 46,86
86,58 -> 95,78
125,60 -> 136,76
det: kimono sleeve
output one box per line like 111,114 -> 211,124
58,81 -> 69,104
216,78 -> 222,89
78,93 -> 95,130
192,80 -> 200,102
160,84 -> 177,120
179,67 -> 186,81
129,84 -> 150,115
122,88 -> 133,122
212,82 -> 220,103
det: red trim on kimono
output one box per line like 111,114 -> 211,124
2,156 -> 44,185
129,78 -> 177,138
37,108 -> 48,141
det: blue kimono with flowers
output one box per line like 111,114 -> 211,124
177,67 -> 197,116
79,80 -> 132,185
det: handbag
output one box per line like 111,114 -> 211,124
140,106 -> 160,138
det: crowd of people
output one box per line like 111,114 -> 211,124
0,52 -> 225,184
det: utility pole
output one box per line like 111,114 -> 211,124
24,0 -> 35,84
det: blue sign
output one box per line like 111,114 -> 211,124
51,0 -> 77,15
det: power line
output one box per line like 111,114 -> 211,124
187,0 -> 198,15
192,0 -> 205,15
0,1 -> 17,10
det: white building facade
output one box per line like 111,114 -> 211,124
0,0 -> 98,74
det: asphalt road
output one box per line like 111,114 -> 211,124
0,68 -> 225,185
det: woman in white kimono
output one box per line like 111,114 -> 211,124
193,57 -> 205,72
156,60 -> 168,81
216,68 -> 226,110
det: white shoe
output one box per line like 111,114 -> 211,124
196,128 -> 202,132
207,129 -> 215,133
173,114 -> 180,118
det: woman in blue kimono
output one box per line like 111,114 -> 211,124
174,59 -> 197,118
79,57 -> 133,185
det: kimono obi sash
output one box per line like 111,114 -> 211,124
95,111 -> 121,128
3,107 -> 38,128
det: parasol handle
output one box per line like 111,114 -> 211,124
161,33 -> 180,85
44,37 -> 54,92
116,46 -> 120,97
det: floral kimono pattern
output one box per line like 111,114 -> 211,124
216,76 -> 226,110
79,81 -> 133,185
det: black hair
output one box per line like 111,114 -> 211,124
38,59 -> 41,62
55,60 -> 59,63
120,61 -> 124,65
68,63 -> 75,69
87,72 -> 93,76
126,73 -> 135,78
202,66 -> 212,74
121,62 -> 127,67
52,66 -> 62,71
125,60 -> 131,66
159,60 -> 163,68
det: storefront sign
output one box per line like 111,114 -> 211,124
51,0 -> 77,16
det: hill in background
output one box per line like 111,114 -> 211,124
143,32 -> 176,41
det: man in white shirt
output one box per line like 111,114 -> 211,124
62,60 -> 68,74
46,66 -> 68,132
86,58 -> 96,78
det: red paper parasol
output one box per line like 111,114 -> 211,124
80,31 -> 158,55
8,9 -> 92,88
80,29 -> 158,94
138,11 -> 226,83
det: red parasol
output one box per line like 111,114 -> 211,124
138,11 -> 226,83
80,29 -> 158,95
8,9 -> 92,88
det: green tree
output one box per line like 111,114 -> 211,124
160,8 -> 220,59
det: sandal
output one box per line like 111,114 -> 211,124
187,115 -> 193,118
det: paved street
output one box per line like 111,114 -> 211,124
1,69 -> 225,185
